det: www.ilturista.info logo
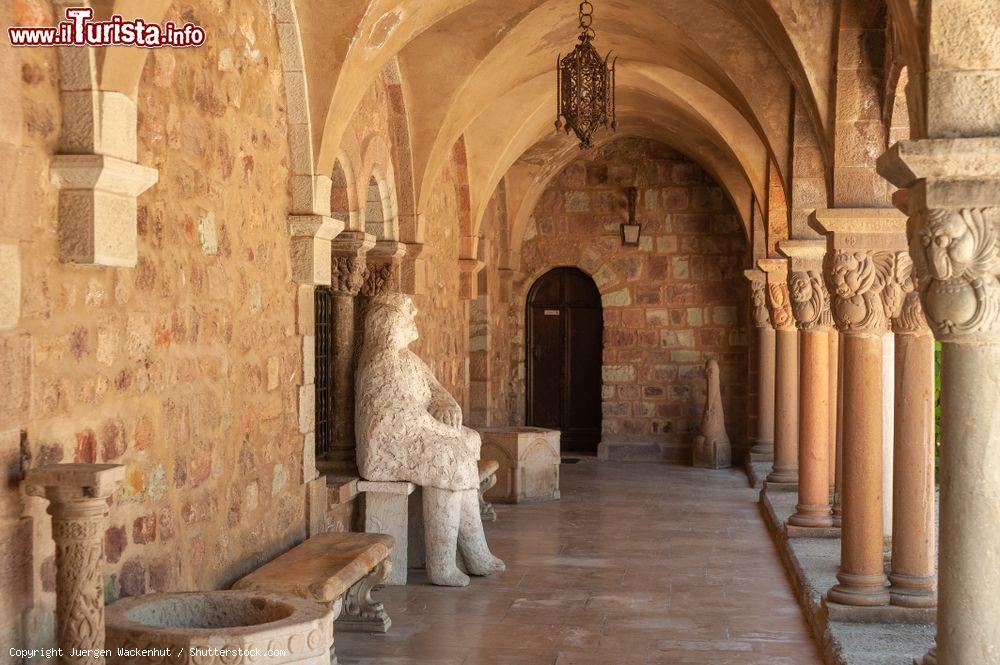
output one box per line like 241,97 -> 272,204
7,7 -> 206,48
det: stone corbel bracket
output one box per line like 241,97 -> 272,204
757,258 -> 795,331
743,268 -> 771,329
50,82 -> 158,268
459,258 -> 485,300
289,215 -> 345,285
777,239 -> 833,331
808,208 -> 908,336
50,154 -> 158,267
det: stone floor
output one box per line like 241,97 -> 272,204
750,461 -> 936,665
336,459 -> 823,664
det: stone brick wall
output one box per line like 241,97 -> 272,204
506,138 -> 750,461
0,2 -> 309,652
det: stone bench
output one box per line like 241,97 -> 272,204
478,459 -> 499,521
232,531 -> 394,663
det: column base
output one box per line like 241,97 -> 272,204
832,509 -> 842,527
889,573 -> 937,608
766,466 -> 798,484
915,646 -> 936,665
750,440 -> 774,458
788,505 -> 833,528
827,571 -> 890,606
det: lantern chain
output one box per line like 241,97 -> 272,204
578,2 -> 595,41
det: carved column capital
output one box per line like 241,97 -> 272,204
808,208 -> 908,335
824,249 -> 898,334
330,231 -> 376,296
878,139 -> 1000,343
885,251 -> 931,334
757,258 -> 795,331
362,241 -> 407,298
744,268 -> 772,329
778,240 -> 833,332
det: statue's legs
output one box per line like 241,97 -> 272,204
423,486 -> 470,587
457,488 -> 506,576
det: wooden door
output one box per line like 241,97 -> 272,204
526,267 -> 603,452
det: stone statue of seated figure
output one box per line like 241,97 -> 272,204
356,292 -> 505,586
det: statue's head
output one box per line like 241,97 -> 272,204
365,292 -> 419,349
705,357 -> 719,381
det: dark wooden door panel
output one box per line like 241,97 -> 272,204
527,267 -> 603,454
529,307 -> 563,428
566,308 -> 603,429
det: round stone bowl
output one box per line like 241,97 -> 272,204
105,590 -> 333,665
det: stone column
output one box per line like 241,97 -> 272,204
745,269 -> 775,460
322,231 -> 375,474
885,252 -> 937,608
833,338 -> 845,527
26,464 -> 124,665
758,259 -> 798,486
811,208 -> 907,607
880,139 -> 1000,661
780,240 -> 834,528
828,330 -> 839,497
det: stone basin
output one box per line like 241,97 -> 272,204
105,590 -> 333,664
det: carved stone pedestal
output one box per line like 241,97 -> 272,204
478,427 -> 561,503
336,561 -> 392,633
26,464 -> 125,665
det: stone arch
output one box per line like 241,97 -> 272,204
885,65 -> 912,148
383,58 -> 419,244
330,156 -> 358,226
270,0 -> 328,217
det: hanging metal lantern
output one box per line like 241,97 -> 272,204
555,1 -> 617,149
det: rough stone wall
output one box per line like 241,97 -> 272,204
509,138 -> 750,460
410,149 -> 468,406
0,1 -> 308,653
468,181 -> 514,427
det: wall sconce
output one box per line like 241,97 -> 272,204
620,186 -> 641,246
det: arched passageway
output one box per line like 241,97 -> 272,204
526,267 -> 603,453
3,1 -> 999,663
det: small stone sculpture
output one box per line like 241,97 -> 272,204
356,293 -> 505,586
692,358 -> 732,469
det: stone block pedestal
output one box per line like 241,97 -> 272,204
358,480 -> 415,585
479,427 -> 560,504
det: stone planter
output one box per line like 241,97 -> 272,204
105,591 -> 334,665
478,427 -> 561,503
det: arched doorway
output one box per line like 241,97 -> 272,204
526,267 -> 603,453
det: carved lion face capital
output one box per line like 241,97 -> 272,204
909,207 -> 1000,341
